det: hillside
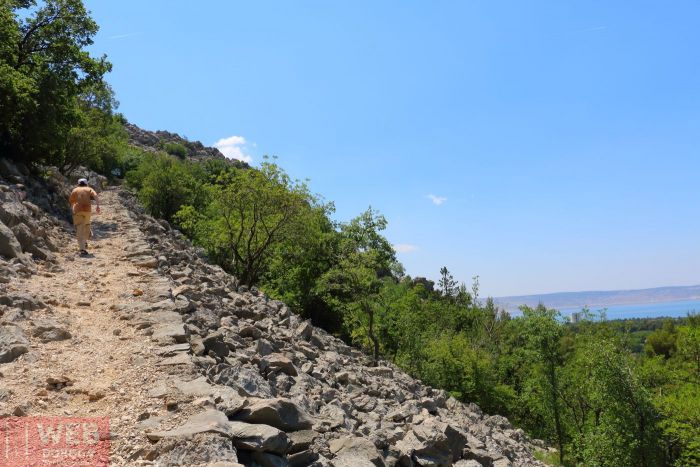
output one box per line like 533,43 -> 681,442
0,158 -> 544,466
125,123 -> 248,168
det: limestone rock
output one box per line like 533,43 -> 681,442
204,331 -> 230,358
0,221 -> 22,259
154,432 -> 240,466
228,421 -> 291,455
234,398 -> 313,432
146,410 -> 233,441
330,436 -> 383,467
216,366 -> 274,398
30,319 -> 71,342
0,325 -> 29,363
263,353 -> 297,376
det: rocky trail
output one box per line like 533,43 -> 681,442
0,165 -> 546,466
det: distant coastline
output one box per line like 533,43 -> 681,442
495,284 -> 700,314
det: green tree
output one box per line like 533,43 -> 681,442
438,266 -> 458,298
521,304 -> 566,464
317,208 -> 397,365
177,159 -> 324,287
644,319 -> 678,358
0,0 -> 116,168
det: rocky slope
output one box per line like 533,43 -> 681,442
125,123 -> 247,168
0,158 -> 546,466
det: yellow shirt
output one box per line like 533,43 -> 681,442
69,186 -> 97,213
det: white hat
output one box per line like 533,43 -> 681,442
78,178 -> 88,186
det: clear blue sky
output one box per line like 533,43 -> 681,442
85,0 -> 700,297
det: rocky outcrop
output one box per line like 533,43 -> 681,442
113,188 -> 545,467
125,123 -> 248,168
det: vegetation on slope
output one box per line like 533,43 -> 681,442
1,1 -> 698,465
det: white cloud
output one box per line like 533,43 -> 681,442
213,135 -> 253,163
427,194 -> 447,205
394,243 -> 418,253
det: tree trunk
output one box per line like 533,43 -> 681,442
548,362 -> 565,464
366,304 -> 378,367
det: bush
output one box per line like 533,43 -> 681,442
162,142 -> 189,159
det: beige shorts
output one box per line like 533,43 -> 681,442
73,211 -> 91,226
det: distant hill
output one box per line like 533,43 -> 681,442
495,284 -> 700,312
125,123 -> 249,168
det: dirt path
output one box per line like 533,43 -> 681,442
1,188 -> 199,465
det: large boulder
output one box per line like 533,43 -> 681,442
0,201 -> 27,227
0,325 -> 29,363
262,353 -> 298,376
145,409 -> 290,456
30,319 -> 71,342
233,398 -> 313,432
216,365 -> 274,398
203,331 -> 229,358
146,410 -> 233,441
228,421 -> 291,456
395,418 -> 467,466
153,432 -> 241,466
330,436 -> 383,467
0,222 -> 22,259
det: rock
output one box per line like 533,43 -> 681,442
252,451 -> 291,467
263,354 -> 298,376
215,366 -> 274,398
289,450 -> 319,467
0,201 -> 27,228
233,398 -> 313,432
173,377 -> 247,416
395,418 -> 466,466
30,319 -> 71,342
0,222 -> 22,259
288,430 -> 318,454
156,352 -> 192,366
330,436 -> 383,467
204,331 -> 230,358
229,421 -> 291,455
295,321 -> 313,341
172,284 -> 190,297
0,292 -> 45,310
239,325 -> 262,339
493,458 -> 513,467
154,432 -> 240,466
134,257 -> 158,268
256,338 -> 275,357
0,325 -> 29,363
146,410 -> 233,441
46,375 -> 73,390
454,461 -> 484,467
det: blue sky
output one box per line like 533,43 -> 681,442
85,0 -> 700,297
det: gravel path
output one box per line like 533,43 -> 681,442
1,188 -> 200,465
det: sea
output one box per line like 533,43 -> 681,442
557,299 -> 700,321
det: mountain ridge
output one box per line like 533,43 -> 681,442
495,284 -> 700,312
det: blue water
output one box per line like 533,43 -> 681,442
558,299 -> 700,320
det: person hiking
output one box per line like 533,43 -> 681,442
69,178 -> 101,255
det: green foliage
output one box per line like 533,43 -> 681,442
0,0 -> 125,171
317,208 -> 397,364
644,319 -> 678,358
126,152 -> 206,222
125,145 -> 699,465
162,141 -> 188,159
